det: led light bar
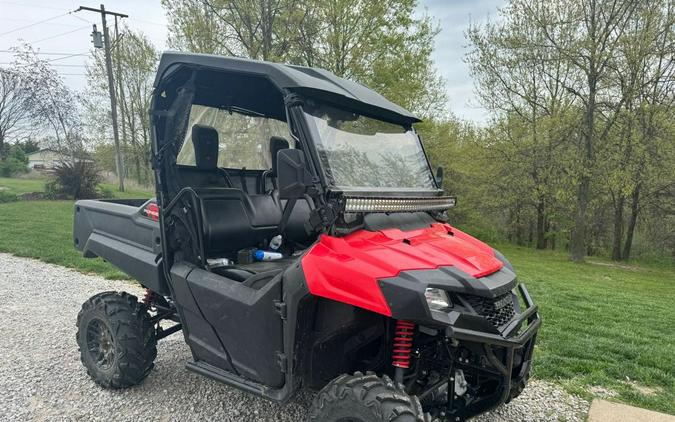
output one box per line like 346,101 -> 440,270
344,196 -> 456,213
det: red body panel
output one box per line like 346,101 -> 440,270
301,223 -> 503,316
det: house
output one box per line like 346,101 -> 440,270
26,149 -> 93,170
26,149 -> 61,169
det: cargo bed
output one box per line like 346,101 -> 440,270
73,198 -> 169,294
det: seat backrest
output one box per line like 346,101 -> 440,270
193,125 -> 219,170
195,188 -> 282,256
181,125 -> 232,188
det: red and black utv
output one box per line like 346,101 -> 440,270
73,52 -> 540,421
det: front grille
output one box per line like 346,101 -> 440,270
463,292 -> 515,327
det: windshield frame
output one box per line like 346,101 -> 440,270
298,102 -> 442,197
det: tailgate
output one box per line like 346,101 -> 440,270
73,199 -> 169,294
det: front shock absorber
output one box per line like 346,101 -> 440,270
392,320 -> 415,384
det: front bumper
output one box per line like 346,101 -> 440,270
445,284 -> 540,417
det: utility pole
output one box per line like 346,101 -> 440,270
76,4 -> 128,192
114,16 -> 128,180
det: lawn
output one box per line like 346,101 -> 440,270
0,176 -> 153,200
0,190 -> 673,415
497,244 -> 674,415
0,177 -> 47,196
0,175 -> 153,279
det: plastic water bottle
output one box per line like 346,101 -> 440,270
207,257 -> 231,268
253,250 -> 283,261
269,235 -> 283,251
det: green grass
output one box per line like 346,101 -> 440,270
0,201 -> 129,279
0,177 -> 46,195
0,193 -> 672,414
0,176 -> 153,200
496,244 -> 675,415
0,175 -> 153,279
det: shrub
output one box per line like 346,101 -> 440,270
0,146 -> 29,177
0,190 -> 17,203
46,161 -> 102,199
98,185 -> 115,198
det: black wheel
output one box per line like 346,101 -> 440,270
308,372 -> 431,422
76,291 -> 157,389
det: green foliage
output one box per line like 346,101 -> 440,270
98,185 -> 115,199
462,0 -> 675,261
161,0 -> 446,117
0,145 -> 29,177
0,190 -> 17,203
45,161 -> 103,200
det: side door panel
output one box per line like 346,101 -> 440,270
171,264 -> 285,387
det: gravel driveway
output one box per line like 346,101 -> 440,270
0,253 -> 589,421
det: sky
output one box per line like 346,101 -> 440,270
0,0 -> 505,123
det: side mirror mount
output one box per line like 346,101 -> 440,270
435,166 -> 444,188
277,149 -> 313,199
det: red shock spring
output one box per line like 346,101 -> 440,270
392,320 -> 415,369
142,288 -> 155,307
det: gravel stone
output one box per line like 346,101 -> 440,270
0,252 -> 589,421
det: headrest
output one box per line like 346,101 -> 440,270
270,136 -> 290,175
192,125 -> 219,170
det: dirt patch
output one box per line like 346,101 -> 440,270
587,260 -> 640,271
589,385 -> 619,398
624,381 -> 662,396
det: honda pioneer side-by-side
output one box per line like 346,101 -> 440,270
73,52 -> 540,421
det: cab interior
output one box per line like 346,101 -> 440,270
159,67 -> 318,287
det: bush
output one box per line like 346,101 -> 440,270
46,161 -> 102,199
0,146 -> 29,177
98,185 -> 115,198
0,190 -> 17,203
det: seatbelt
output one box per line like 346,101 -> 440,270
278,198 -> 297,235
239,168 -> 248,193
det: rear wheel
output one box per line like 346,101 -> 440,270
76,291 -> 157,388
308,372 -> 430,422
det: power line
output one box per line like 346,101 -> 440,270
0,62 -> 87,67
47,52 -> 91,62
128,17 -> 166,27
0,1 -> 69,12
32,25 -> 90,44
0,49 -> 88,56
0,12 -> 70,38
0,17 -> 83,28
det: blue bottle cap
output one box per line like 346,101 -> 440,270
253,250 -> 264,261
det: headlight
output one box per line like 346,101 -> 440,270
425,288 -> 451,311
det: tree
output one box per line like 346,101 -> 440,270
0,67 -> 34,157
162,0 -> 447,117
467,3 -> 577,249
516,0 -> 640,261
12,44 -> 85,160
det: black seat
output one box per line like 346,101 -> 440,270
186,125 -> 232,187
195,188 -> 282,256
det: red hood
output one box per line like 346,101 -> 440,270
301,223 -> 503,316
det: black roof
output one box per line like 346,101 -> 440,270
154,51 -> 420,125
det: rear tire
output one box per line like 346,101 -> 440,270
76,291 -> 157,389
308,372 -> 430,422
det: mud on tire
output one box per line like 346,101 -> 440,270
308,371 -> 431,422
76,291 -> 157,389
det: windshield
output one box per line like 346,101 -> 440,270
303,104 -> 436,191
